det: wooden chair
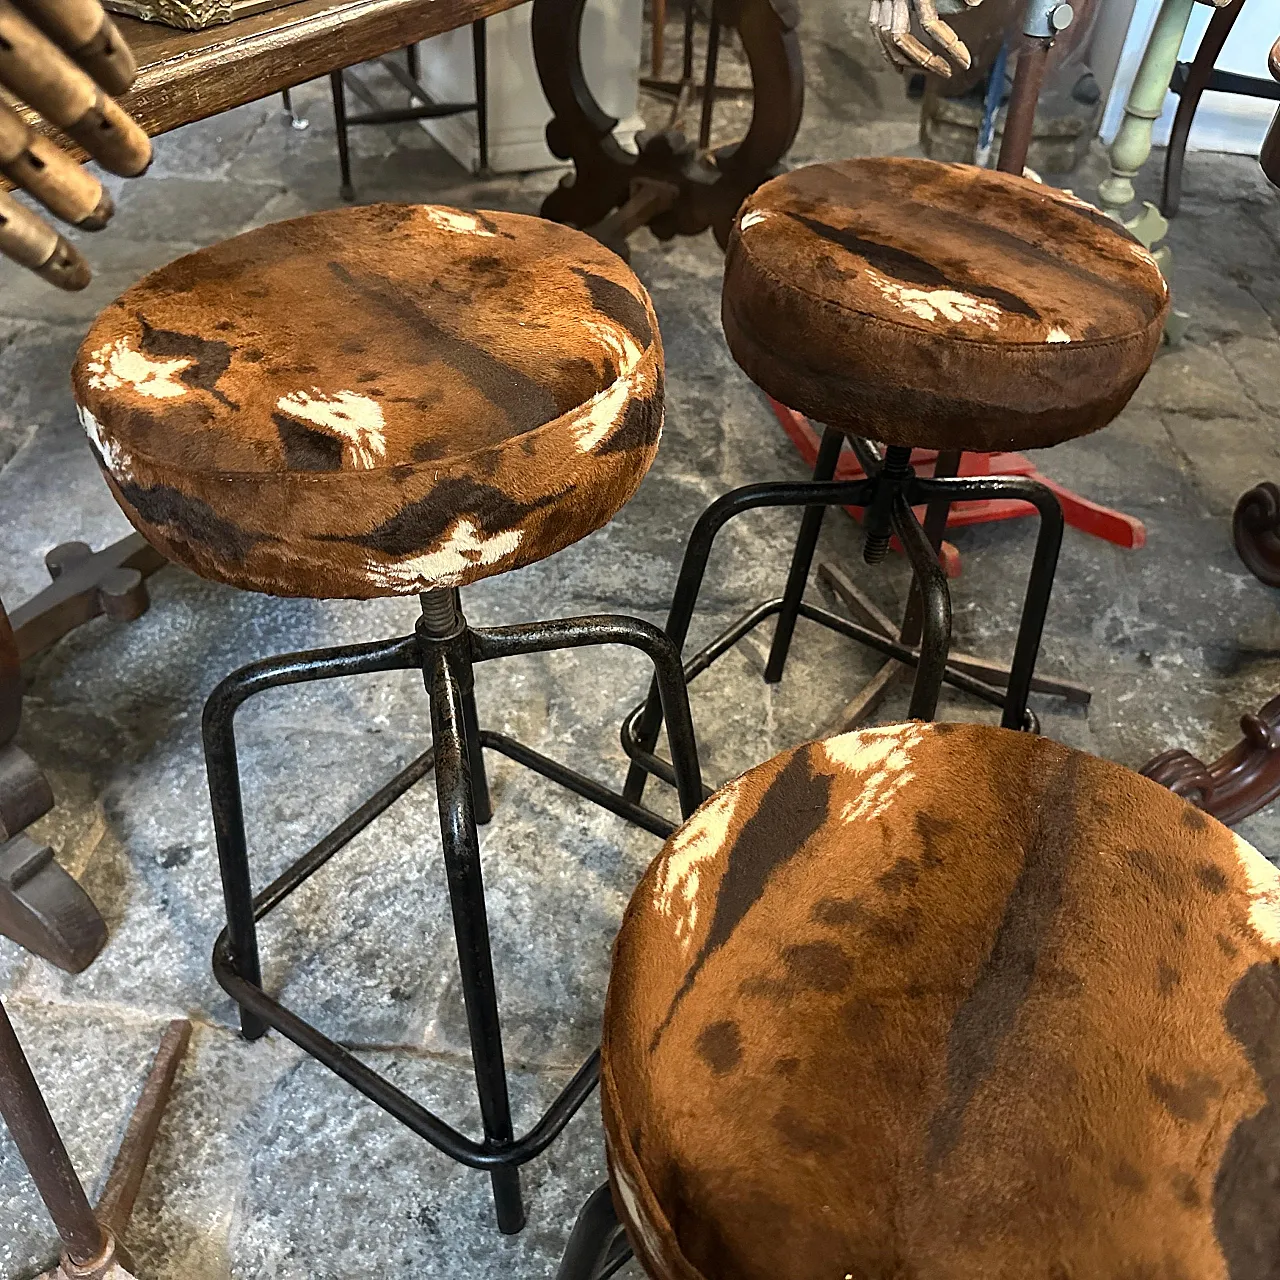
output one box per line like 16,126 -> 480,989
1161,0 -> 1280,216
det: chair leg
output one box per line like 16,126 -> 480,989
557,1183 -> 632,1280
330,69 -> 355,201
763,424 -> 845,685
425,638 -> 524,1234
473,19 -> 489,173
1161,0 -> 1245,217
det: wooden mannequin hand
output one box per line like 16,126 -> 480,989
870,0 -> 985,77
0,0 -> 150,291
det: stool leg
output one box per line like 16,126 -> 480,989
892,493 -> 952,721
472,19 -> 489,174
763,424 -> 845,685
331,69 -> 355,201
910,474 -> 1065,730
997,483 -> 1064,731
424,641 -> 524,1234
621,474 -> 877,806
557,1183 -> 632,1280
204,683 -> 269,1043
461,683 -> 494,825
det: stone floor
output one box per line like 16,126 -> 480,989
2,8 -> 1280,1278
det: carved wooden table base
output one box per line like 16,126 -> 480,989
531,0 -> 803,248
1141,481 -> 1280,824
0,532 -> 165,967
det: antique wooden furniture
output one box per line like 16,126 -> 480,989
530,0 -> 802,251
1162,0 -> 1280,216
558,722 -> 1280,1279
104,0 -> 299,25
1140,482 -> 1280,823
1140,33 -> 1280,825
103,0 -> 524,138
622,156 -> 1169,799
71,200 -> 706,1235
0,602 -> 109,973
1098,0 -> 1235,277
1262,32 -> 1280,184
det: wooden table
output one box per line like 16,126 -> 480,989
109,0 -> 523,139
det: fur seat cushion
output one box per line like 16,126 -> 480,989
603,722 -> 1280,1280
722,159 -> 1170,453
72,204 -> 664,599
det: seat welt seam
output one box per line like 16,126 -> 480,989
730,242 -> 1165,352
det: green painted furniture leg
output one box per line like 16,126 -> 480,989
1098,0 -> 1231,341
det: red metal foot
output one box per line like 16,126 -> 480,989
769,400 -> 1147,575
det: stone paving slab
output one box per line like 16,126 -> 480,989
2,13 -> 1280,1275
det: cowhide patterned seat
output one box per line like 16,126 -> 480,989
621,160 -> 1171,807
559,722 -> 1280,1280
72,203 -> 662,599
722,158 -> 1169,454
72,204 -> 705,1236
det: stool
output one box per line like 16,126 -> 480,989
622,158 -> 1170,802
559,721 -> 1280,1279
70,203 -> 705,1236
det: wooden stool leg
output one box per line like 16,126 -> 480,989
651,0 -> 666,76
1162,0 -> 1246,216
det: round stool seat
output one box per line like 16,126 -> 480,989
722,158 -> 1170,453
604,723 -> 1279,1279
72,204 -> 664,598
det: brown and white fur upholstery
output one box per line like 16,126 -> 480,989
722,159 -> 1170,453
72,204 -> 663,599
603,722 -> 1279,1280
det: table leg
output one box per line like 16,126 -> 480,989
532,0 -> 803,248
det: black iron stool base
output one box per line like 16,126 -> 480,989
621,427 -> 1066,804
204,591 -> 702,1236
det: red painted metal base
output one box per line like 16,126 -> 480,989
769,399 -> 1147,577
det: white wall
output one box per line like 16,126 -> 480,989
415,0 -> 644,174
1100,0 -> 1276,155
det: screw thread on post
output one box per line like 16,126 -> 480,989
863,446 -> 915,565
419,589 -> 460,637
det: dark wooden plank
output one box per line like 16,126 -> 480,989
112,0 -> 525,137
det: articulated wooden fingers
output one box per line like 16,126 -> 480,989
868,0 -> 980,77
0,1 -> 150,176
0,186 -> 91,289
0,96 -> 112,228
12,0 -> 136,96
915,0 -> 971,70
